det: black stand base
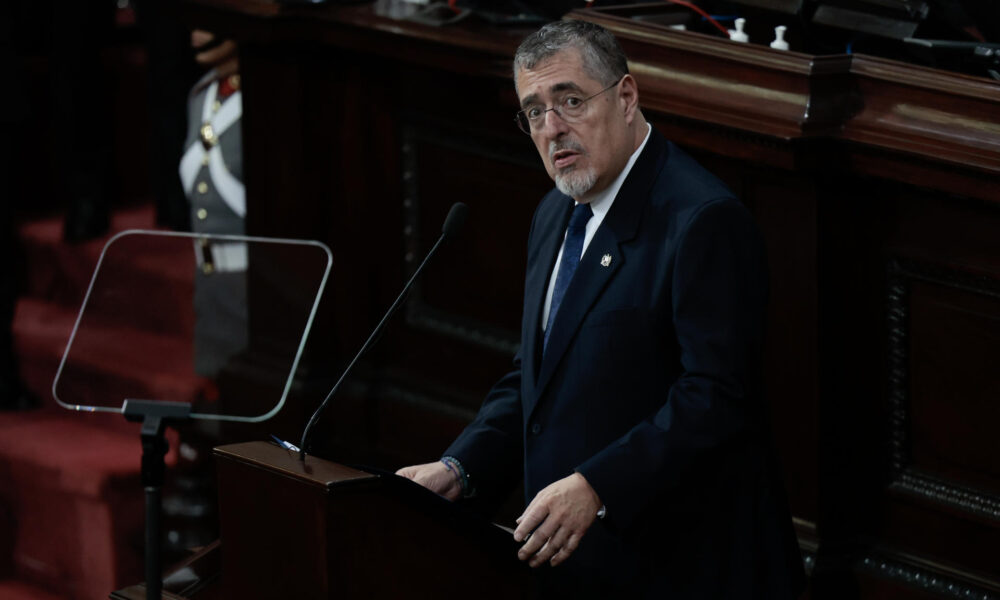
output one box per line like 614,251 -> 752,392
124,400 -> 192,600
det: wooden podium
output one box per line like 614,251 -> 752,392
113,441 -> 534,599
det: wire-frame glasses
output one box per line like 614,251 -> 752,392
514,78 -> 622,135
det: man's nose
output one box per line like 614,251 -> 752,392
537,107 -> 570,137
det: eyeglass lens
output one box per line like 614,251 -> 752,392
515,79 -> 620,134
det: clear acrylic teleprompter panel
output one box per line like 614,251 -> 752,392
52,230 -> 332,422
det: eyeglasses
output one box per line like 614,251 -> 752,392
514,78 -> 622,135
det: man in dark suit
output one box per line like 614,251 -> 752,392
398,20 -> 804,598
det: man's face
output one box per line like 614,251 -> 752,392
515,48 -> 631,202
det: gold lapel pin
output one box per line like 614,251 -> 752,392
601,254 -> 612,267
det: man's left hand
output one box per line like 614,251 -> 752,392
513,473 -> 602,568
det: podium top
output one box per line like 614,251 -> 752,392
212,441 -> 535,598
214,441 -> 376,490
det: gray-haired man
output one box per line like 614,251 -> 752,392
399,20 -> 805,598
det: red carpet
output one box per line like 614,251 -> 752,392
0,578 -> 68,600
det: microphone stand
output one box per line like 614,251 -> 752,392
298,203 -> 467,461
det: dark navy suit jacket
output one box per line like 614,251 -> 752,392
446,129 -> 804,598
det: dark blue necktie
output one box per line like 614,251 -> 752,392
544,202 -> 593,351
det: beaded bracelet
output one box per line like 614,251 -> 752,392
441,455 -> 473,498
441,457 -> 459,481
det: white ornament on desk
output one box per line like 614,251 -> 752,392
729,18 -> 749,43
771,25 -> 790,51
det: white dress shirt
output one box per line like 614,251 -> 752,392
541,123 -> 652,329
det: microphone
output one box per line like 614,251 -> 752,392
298,202 -> 468,461
441,201 -> 467,241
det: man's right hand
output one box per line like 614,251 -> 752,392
396,462 -> 462,501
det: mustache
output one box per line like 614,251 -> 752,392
548,139 -> 586,161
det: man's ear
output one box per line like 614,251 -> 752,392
618,74 -> 639,124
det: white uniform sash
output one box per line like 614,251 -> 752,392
179,77 -> 245,218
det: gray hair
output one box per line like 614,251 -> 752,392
513,21 -> 629,90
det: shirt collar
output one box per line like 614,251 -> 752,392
578,122 -> 652,220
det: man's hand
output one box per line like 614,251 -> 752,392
395,461 -> 462,501
513,473 -> 601,568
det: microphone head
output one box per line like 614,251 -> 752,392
442,202 -> 468,241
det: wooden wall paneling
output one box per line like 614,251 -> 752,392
873,189 -> 1000,595
888,263 -> 1000,508
853,555 -> 983,600
339,54 -> 530,467
811,171 -> 892,597
371,111 -> 554,465
875,500 -> 1000,595
748,170 -> 822,529
400,122 -> 538,356
810,179 -> 1000,598
220,41 -> 401,454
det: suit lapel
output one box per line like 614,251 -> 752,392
528,129 -> 669,411
522,197 -> 572,388
533,227 -> 622,400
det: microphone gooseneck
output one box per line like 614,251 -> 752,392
298,203 -> 468,461
442,202 -> 468,241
